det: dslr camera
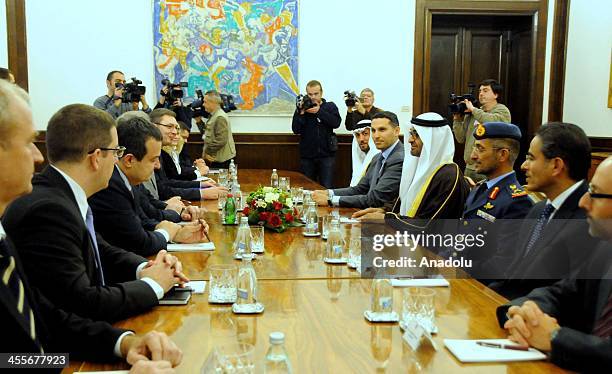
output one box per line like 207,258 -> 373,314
190,89 -> 237,118
160,79 -> 188,102
115,77 -> 146,103
296,94 -> 316,111
448,83 -> 477,113
344,90 -> 362,107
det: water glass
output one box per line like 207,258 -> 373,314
278,177 -> 288,192
250,225 -> 265,253
402,287 -> 436,332
218,171 -> 228,188
348,236 -> 361,268
284,176 -> 291,191
208,264 -> 238,303
210,342 -> 255,373
321,215 -> 333,239
291,187 -> 304,203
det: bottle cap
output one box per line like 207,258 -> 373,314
240,216 -> 248,223
227,193 -> 233,198
269,331 -> 285,344
273,168 -> 277,172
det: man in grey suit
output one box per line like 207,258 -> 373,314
496,156 -> 612,372
312,111 -> 404,209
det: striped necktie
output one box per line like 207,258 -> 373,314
0,240 -> 40,350
523,203 -> 556,257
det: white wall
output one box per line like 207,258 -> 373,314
562,0 -> 612,137
0,1 -> 8,68
25,0 -> 415,133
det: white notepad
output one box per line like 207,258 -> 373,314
340,217 -> 359,224
444,339 -> 547,363
167,242 -> 215,252
391,276 -> 450,287
184,280 -> 207,294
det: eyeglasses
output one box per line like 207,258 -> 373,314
88,146 -> 126,158
154,122 -> 178,130
472,145 -> 507,154
588,183 -> 612,199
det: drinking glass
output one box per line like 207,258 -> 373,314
211,342 -> 255,373
321,215 -> 333,239
348,236 -> 361,269
250,225 -> 265,253
402,287 -> 436,332
278,177 -> 288,192
208,264 -> 238,303
218,190 -> 227,210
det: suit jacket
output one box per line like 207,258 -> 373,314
134,184 -> 181,225
332,141 -> 404,209
89,167 -> 168,256
2,166 -> 158,323
0,237 -> 126,361
490,181 -> 601,299
459,172 -> 533,277
160,149 -> 198,181
155,161 -> 201,201
496,242 -> 612,372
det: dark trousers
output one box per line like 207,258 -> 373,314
210,159 -> 233,170
300,156 -> 335,189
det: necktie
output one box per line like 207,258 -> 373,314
376,157 -> 386,183
467,182 -> 488,208
85,207 -> 106,286
523,203 -> 556,257
0,240 -> 40,349
593,293 -> 612,338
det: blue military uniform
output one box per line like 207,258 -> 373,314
453,122 -> 534,278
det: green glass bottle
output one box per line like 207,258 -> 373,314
224,193 -> 236,224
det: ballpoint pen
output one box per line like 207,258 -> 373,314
476,341 -> 529,351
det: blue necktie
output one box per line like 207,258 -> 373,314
523,203 -> 556,257
85,207 -> 105,286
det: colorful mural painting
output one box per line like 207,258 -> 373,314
153,0 -> 299,114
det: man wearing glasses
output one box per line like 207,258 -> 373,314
455,122 -> 533,278
3,103 -> 187,323
490,122 -> 601,300
496,157 -> 612,372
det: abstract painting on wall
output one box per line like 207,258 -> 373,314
153,0 -> 299,115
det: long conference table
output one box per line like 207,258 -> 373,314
67,170 -> 567,373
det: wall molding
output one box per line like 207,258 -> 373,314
6,0 -> 28,90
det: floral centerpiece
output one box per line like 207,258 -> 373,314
243,186 -> 302,233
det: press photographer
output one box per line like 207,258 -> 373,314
344,88 -> 382,130
93,70 -> 151,118
154,79 -> 193,126
452,79 -> 511,182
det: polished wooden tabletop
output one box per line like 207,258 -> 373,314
68,170 -> 567,373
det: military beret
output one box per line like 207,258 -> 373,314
474,122 -> 522,141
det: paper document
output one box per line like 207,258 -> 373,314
184,280 -> 207,294
340,217 -> 359,224
391,276 -> 449,287
167,242 -> 215,252
444,339 -> 546,362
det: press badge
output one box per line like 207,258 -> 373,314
476,209 -> 496,222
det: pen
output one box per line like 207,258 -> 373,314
199,219 -> 211,242
476,341 -> 529,351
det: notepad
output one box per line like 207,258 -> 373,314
159,287 -> 191,305
184,280 -> 207,294
444,339 -> 547,363
391,276 -> 450,287
340,217 -> 359,224
167,242 -> 215,252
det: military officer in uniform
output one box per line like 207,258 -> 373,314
454,122 -> 533,279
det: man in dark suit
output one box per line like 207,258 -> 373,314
89,116 -> 209,256
160,121 -> 208,181
455,122 -> 533,277
0,80 -> 181,370
3,103 -> 188,323
496,156 -> 612,372
150,108 -> 226,201
490,122 -> 600,299
312,111 -> 404,209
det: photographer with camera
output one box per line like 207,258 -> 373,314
344,88 -> 382,131
154,79 -> 195,127
93,70 -> 151,119
201,90 -> 236,169
292,80 -> 342,189
452,79 -> 511,182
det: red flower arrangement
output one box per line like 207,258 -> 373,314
244,186 -> 302,233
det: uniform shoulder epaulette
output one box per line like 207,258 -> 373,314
508,183 -> 528,198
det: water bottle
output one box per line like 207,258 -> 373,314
233,216 -> 252,257
224,193 -> 236,224
264,332 -> 292,374
303,201 -> 319,235
302,190 -> 312,207
236,253 -> 257,305
371,279 -> 393,314
271,168 -> 279,188
325,219 -> 345,260
229,159 -> 236,177
234,183 -> 243,210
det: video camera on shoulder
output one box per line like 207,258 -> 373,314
448,83 -> 477,114
296,94 -> 316,111
160,79 -> 188,102
115,77 -> 146,103
190,89 -> 237,118
343,90 -> 363,107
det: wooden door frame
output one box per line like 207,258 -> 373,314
5,0 -> 28,90
413,0 -> 549,139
